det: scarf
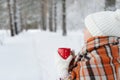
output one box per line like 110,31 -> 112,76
69,36 -> 120,80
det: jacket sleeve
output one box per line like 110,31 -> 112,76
68,54 -> 82,80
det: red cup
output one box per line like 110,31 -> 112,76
58,48 -> 71,60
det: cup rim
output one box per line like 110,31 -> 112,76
58,48 -> 71,50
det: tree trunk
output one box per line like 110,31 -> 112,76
7,0 -> 15,36
49,0 -> 53,32
41,0 -> 47,30
105,0 -> 116,11
13,0 -> 19,34
62,0 -> 67,36
20,10 -> 23,31
24,14 -> 27,30
53,0 -> 57,32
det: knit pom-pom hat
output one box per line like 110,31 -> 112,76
85,9 -> 120,37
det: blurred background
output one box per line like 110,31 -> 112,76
0,0 -> 119,36
0,0 -> 120,80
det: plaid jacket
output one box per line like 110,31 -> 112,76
68,36 -> 120,80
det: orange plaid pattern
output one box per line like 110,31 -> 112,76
69,36 -> 120,80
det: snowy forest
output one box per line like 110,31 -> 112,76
0,0 -> 120,36
0,0 -> 120,80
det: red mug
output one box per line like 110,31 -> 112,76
58,48 -> 71,60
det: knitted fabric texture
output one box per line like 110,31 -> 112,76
85,9 -> 120,37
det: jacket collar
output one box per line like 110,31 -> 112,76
82,36 -> 120,54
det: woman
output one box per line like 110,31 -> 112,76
57,9 -> 120,80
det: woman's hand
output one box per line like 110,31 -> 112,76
56,48 -> 74,79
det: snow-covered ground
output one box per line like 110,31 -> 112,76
0,30 -> 84,80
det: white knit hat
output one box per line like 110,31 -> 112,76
85,9 -> 120,37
